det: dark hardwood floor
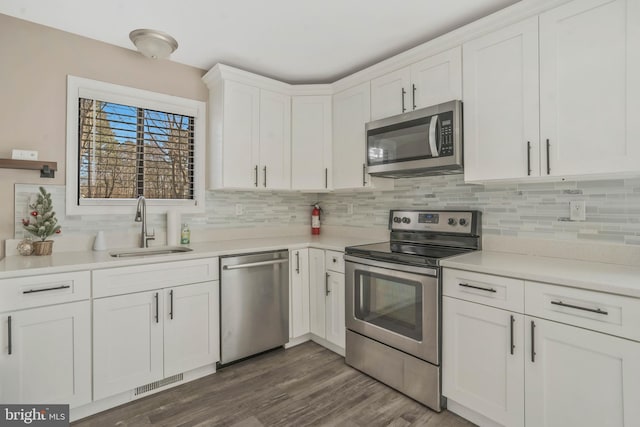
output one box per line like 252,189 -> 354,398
73,342 -> 475,427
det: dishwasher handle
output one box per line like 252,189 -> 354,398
223,258 -> 288,270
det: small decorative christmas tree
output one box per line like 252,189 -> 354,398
22,187 -> 62,242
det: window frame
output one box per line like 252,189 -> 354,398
66,75 -> 206,215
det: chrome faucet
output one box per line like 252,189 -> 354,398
134,196 -> 155,248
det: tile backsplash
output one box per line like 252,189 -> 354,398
14,175 -> 640,246
320,175 -> 640,246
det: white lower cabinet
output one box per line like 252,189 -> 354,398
325,270 -> 345,349
309,248 -> 346,351
93,280 -> 218,400
93,291 -> 164,400
0,301 -> 91,407
443,267 -> 640,427
290,248 -> 310,338
525,317 -> 640,427
443,297 -> 524,427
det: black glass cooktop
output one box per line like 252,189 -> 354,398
345,241 -> 473,268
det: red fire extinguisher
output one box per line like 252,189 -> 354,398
311,203 -> 321,235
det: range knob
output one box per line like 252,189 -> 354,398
402,217 -> 411,224
393,217 -> 401,223
448,218 -> 457,226
459,218 -> 467,226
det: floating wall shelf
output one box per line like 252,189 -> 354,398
0,159 -> 57,178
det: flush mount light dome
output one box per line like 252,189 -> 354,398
129,29 -> 178,60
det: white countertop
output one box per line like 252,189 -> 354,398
441,251 -> 640,299
0,235 -> 382,280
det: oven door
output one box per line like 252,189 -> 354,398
345,256 -> 439,364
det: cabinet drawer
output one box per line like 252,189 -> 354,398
93,258 -> 219,298
443,269 -> 524,312
0,271 -> 90,312
325,250 -> 344,273
525,282 -> 640,341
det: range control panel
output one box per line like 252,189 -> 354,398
389,210 -> 479,234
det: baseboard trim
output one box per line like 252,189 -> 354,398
70,364 -> 217,422
446,399 -> 504,427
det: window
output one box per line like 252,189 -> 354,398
66,76 -> 205,214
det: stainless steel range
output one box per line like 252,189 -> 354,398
344,209 -> 481,411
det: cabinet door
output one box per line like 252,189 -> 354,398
463,17 -> 540,182
540,0 -> 640,176
370,67 -> 411,120
290,249 -> 310,338
0,302 -> 91,408
325,271 -> 345,349
93,291 -> 164,400
259,89 -> 291,189
525,317 -> 640,427
333,82 -> 370,190
222,80 -> 260,188
309,248 -> 327,337
164,282 -> 218,377
410,46 -> 462,109
442,297 -> 524,427
291,96 -> 332,190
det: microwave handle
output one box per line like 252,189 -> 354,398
428,115 -> 440,157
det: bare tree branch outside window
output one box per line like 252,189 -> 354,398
78,99 -> 195,201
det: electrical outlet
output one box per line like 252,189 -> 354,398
347,204 -> 354,215
235,204 -> 244,216
570,201 -> 586,221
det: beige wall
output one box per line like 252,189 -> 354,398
0,13 -> 208,258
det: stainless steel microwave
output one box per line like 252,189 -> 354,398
365,100 -> 463,177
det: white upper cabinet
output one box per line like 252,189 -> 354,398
332,83 -> 394,190
463,17 -> 540,182
291,96 -> 332,191
464,0 -> 640,182
371,67 -> 411,120
539,0 -> 640,177
410,46 -> 462,110
216,80 -> 261,189
371,46 -> 462,121
204,67 -> 291,190
259,89 -> 292,189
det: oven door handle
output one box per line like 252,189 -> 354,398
344,254 -> 438,277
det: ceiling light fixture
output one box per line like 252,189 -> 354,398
129,29 -> 178,60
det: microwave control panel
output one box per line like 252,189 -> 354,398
437,111 -> 455,157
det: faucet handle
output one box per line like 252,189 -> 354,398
148,228 -> 156,238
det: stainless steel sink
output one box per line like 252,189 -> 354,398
109,246 -> 193,258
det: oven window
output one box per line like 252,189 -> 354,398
354,270 -> 422,341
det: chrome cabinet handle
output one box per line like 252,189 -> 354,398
23,284 -> 70,294
254,165 -> 258,187
7,316 -> 12,355
263,166 -> 267,188
458,282 -> 497,293
530,320 -> 536,363
325,272 -> 330,296
510,315 -> 515,355
550,300 -> 608,315
412,84 -> 417,110
362,163 -> 367,187
295,252 -> 300,274
527,141 -> 532,176
169,290 -> 174,320
325,168 -> 328,189
154,292 -> 159,324
401,88 -> 407,113
546,139 -> 551,175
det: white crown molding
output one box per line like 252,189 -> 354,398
203,0 -> 574,96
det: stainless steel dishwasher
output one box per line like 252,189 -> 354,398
220,250 -> 289,364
